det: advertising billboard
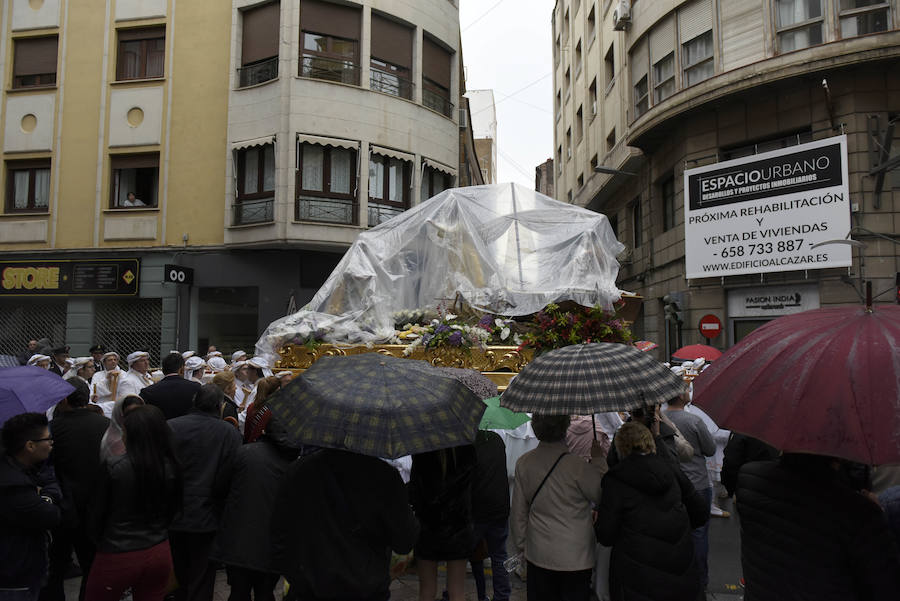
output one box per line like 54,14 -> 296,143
684,135 -> 852,279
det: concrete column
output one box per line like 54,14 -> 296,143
361,6 -> 371,90
65,298 -> 94,356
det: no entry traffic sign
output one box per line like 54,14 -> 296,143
699,314 -> 722,340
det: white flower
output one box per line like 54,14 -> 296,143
500,327 -> 510,340
450,325 -> 463,331
446,313 -> 458,321
365,341 -> 375,349
513,333 -> 523,346
402,323 -> 413,330
495,318 -> 506,328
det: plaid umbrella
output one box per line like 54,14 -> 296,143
500,343 -> 686,414
266,353 -> 484,459
402,362 -> 498,400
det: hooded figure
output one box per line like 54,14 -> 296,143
594,422 -> 708,601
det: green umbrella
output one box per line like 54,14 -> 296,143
480,395 -> 530,430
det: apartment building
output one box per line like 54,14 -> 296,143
553,0 -> 900,358
0,0 -> 470,362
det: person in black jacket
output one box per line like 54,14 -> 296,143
0,412 -> 62,601
168,384 -> 242,601
210,423 -> 299,601
469,430 -> 511,601
140,353 -> 201,420
595,422 -> 708,601
84,405 -> 182,601
272,448 -> 419,601
41,381 -> 109,601
736,453 -> 900,601
720,433 -> 778,498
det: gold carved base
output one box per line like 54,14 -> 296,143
275,344 -> 535,391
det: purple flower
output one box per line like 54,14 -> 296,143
435,324 -> 451,334
478,314 -> 494,328
448,331 -> 463,346
422,333 -> 434,346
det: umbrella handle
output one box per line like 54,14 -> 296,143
592,414 -> 597,442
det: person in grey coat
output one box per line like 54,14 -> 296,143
168,384 -> 242,601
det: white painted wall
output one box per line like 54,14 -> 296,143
11,0 -> 61,30
114,0 -> 166,21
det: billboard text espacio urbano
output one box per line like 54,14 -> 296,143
684,135 -> 852,279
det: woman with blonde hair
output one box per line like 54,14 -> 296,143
594,421 -> 708,601
243,376 -> 281,443
211,371 -> 241,428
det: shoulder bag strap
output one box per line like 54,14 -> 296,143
530,452 -> 567,505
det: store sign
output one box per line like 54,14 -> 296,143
164,264 -> 194,285
0,259 -> 139,296
684,135 -> 852,279
727,284 -> 820,318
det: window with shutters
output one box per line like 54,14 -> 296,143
633,75 -> 649,118
296,142 -> 358,224
604,44 -> 615,91
566,127 -> 572,159
237,144 -> 275,200
116,28 -> 165,81
110,154 -> 159,209
839,0 -> 890,38
422,36 -> 453,117
369,152 -> 411,226
557,146 -> 563,173
5,160 -> 50,213
654,53 -> 675,102
607,128 -> 616,153
12,37 -> 58,89
300,0 -> 360,85
575,40 -> 583,78
556,90 -> 563,122
563,8 -> 570,43
575,106 -> 584,146
555,35 -> 562,66
589,78 -> 598,118
682,32 -> 713,86
421,165 -> 451,201
774,0 -> 824,53
370,14 -> 413,99
587,5 -> 597,46
632,197 -> 643,247
239,2 -> 280,87
564,67 -> 571,101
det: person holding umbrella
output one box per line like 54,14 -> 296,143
266,353 -> 486,601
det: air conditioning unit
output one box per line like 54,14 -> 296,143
458,108 -> 469,129
612,0 -> 631,31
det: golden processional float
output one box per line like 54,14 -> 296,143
257,183 -> 642,389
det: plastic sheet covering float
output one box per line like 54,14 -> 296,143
257,183 -> 641,386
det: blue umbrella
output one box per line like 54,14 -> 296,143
0,366 -> 75,427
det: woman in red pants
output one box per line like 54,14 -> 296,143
86,405 -> 183,601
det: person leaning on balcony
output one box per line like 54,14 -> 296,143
122,192 -> 146,208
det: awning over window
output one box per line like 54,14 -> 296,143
232,135 -> 275,151
296,134 -> 358,151
370,145 -> 414,163
423,158 -> 456,176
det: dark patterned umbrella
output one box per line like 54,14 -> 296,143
401,362 -> 498,400
500,343 -> 686,414
266,353 -> 484,458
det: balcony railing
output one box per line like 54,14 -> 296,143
367,202 -> 405,227
296,195 -> 356,225
237,57 -> 278,88
369,67 -> 413,100
422,88 -> 454,117
233,197 -> 274,226
299,55 -> 360,86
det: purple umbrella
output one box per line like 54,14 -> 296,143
0,366 -> 75,426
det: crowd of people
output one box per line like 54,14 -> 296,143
2,339 -> 900,601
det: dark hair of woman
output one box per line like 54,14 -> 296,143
251,376 -> 282,410
123,404 -> 183,516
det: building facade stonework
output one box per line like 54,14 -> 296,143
553,0 -> 900,358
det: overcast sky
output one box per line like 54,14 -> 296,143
460,0 -> 555,188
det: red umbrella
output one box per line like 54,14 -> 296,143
671,344 -> 722,362
692,304 -> 900,465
